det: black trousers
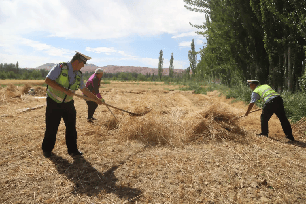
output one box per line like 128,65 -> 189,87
42,97 -> 78,153
86,100 -> 98,119
261,96 -> 293,137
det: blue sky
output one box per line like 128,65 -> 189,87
0,0 -> 206,69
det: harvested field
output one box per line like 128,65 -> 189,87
1,81 -> 306,203
0,79 -> 45,86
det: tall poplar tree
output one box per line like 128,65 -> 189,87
16,61 -> 19,73
169,53 -> 174,78
188,39 -> 197,76
158,50 -> 164,80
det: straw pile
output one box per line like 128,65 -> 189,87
116,103 -> 247,147
1,84 -> 46,99
21,84 -> 32,95
5,84 -> 21,98
34,86 -> 46,96
292,117 -> 306,137
118,114 -> 172,146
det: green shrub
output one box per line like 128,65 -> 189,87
299,70 -> 306,92
281,91 -> 306,123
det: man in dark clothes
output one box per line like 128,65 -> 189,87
85,68 -> 105,122
245,80 -> 294,141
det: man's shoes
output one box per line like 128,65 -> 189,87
43,151 -> 53,158
256,133 -> 268,137
68,150 -> 83,157
286,136 -> 295,141
91,117 -> 97,120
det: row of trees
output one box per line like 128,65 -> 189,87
0,62 -> 49,80
184,0 -> 306,91
93,71 -> 182,82
0,61 -> 182,82
0,62 -> 106,81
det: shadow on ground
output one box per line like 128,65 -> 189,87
269,136 -> 306,148
49,154 -> 142,201
289,140 -> 306,148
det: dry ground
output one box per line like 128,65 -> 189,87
0,80 -> 306,203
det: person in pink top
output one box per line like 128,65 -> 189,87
85,68 -> 105,122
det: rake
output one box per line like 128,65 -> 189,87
233,108 -> 262,120
74,93 -> 151,116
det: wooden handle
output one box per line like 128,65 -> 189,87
74,93 -> 150,116
236,108 -> 262,119
74,93 -> 97,102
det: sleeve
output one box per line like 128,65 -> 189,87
250,92 -> 260,103
79,74 -> 85,89
46,64 -> 61,80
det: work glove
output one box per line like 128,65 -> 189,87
101,98 -> 105,103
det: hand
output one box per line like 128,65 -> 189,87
101,98 -> 105,103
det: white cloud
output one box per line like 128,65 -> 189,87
86,47 -> 117,54
179,41 -> 192,48
0,0 -> 204,68
0,0 -> 205,40
0,34 -> 74,67
178,38 -> 206,48
172,31 -> 198,39
0,52 -> 63,68
21,39 -> 74,57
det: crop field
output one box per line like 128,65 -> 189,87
0,80 -> 306,203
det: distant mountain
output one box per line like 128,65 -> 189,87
36,63 -> 56,70
34,63 -> 184,75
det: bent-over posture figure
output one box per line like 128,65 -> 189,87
85,68 -> 105,122
245,80 -> 294,141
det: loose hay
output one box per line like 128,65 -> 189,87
118,115 -> 172,146
116,103 -> 247,146
190,105 -> 247,143
292,117 -> 306,137
0,84 -> 21,101
104,117 -> 119,130
21,84 -> 32,95
34,86 -> 46,96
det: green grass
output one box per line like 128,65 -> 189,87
101,80 -> 111,84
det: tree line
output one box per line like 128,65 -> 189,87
184,0 -> 306,92
0,62 -> 49,80
0,62 -> 94,80
0,61 -> 185,82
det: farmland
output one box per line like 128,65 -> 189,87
1,80 -> 306,203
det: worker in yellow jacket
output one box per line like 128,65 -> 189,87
245,80 -> 294,141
